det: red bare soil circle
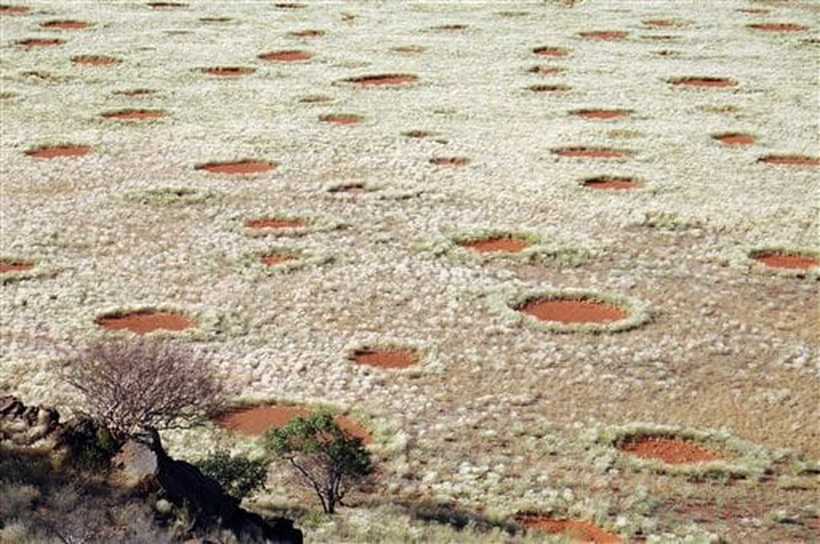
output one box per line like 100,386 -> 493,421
18,38 -> 64,48
0,5 -> 29,15
259,50 -> 312,62
713,133 -> 755,146
583,176 -> 641,190
72,55 -> 120,66
260,252 -> 297,267
553,147 -> 629,159
0,259 -> 34,273
752,252 -> 818,270
572,109 -> 630,121
245,217 -> 306,230
204,66 -> 255,77
619,436 -> 724,464
430,157 -> 469,167
344,73 -> 418,87
580,30 -> 628,41
352,349 -> 417,369
41,20 -> 90,30
757,155 -> 820,167
533,46 -> 570,57
528,65 -> 564,76
516,515 -> 622,543
320,113 -> 362,125
459,237 -> 531,254
748,23 -> 808,32
529,84 -> 571,93
197,160 -> 276,175
216,405 -> 372,443
671,77 -> 737,88
96,311 -> 194,335
147,2 -> 187,8
289,29 -> 324,38
25,145 -> 91,159
102,109 -> 166,121
519,298 -> 627,324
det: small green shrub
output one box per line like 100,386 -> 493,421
195,449 -> 269,501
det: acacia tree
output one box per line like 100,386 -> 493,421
264,413 -> 374,514
62,339 -> 229,443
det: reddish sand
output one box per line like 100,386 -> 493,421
757,155 -> 820,167
528,66 -> 564,76
619,436 -> 723,464
572,109 -> 630,120
460,237 -> 530,254
529,84 -> 571,93
18,38 -> 64,48
72,55 -> 120,66
345,74 -> 418,87
216,405 -> 372,443
320,114 -> 362,125
748,23 -> 808,32
197,161 -> 275,175
1,5 -> 29,15
714,133 -> 755,146
533,46 -> 569,57
430,157 -> 469,167
0,260 -> 34,273
147,2 -> 187,8
579,31 -> 628,41
519,298 -> 627,324
261,253 -> 297,267
204,66 -> 255,77
753,252 -> 818,270
96,311 -> 194,335
41,20 -> 89,30
114,89 -> 156,97
102,109 -> 165,121
25,145 -> 91,159
671,77 -> 737,88
516,515 -> 622,543
554,147 -> 628,159
583,177 -> 641,190
289,29 -> 324,38
259,50 -> 312,62
352,349 -> 417,369
245,218 -> 306,230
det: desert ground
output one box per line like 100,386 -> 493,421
1,0 -> 819,542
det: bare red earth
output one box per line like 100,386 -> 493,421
580,31 -> 628,41
753,252 -> 818,270
259,50 -> 312,62
572,109 -> 630,120
533,46 -> 569,57
96,311 -> 194,334
102,109 -> 166,121
25,145 -> 91,159
0,260 -> 34,273
671,77 -> 737,88
204,66 -> 255,77
41,20 -> 89,30
516,515 -> 622,543
619,436 -> 723,464
520,298 -> 627,324
352,349 -> 417,369
583,177 -> 641,190
260,253 -> 296,267
460,237 -> 530,254
345,74 -> 418,87
72,55 -> 120,66
714,133 -> 755,146
216,405 -> 372,443
554,147 -> 628,159
758,155 -> 820,167
246,218 -> 306,230
1,5 -> 29,15
748,23 -> 808,32
197,161 -> 275,175
18,38 -> 64,48
320,114 -> 362,125
430,157 -> 469,167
